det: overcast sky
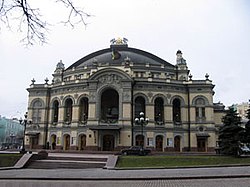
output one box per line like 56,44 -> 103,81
0,0 -> 250,118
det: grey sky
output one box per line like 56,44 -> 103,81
0,0 -> 250,118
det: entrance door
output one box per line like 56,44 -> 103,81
29,136 -> 38,149
51,134 -> 57,150
174,136 -> 181,152
64,134 -> 70,150
197,138 -> 206,152
79,134 -> 86,150
135,135 -> 144,147
103,135 -> 114,151
156,135 -> 163,151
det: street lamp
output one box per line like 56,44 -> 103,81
134,112 -> 149,148
19,112 -> 31,153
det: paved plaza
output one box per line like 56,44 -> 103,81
0,178 -> 250,187
0,168 -> 250,187
0,166 -> 249,180
0,152 -> 250,186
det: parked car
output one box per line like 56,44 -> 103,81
121,146 -> 151,156
239,144 -> 250,155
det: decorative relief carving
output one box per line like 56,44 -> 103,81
123,92 -> 131,101
148,92 -> 153,98
166,93 -> 171,99
74,94 -> 78,99
89,92 -> 96,102
98,74 -> 122,85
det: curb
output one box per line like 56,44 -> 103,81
114,164 -> 250,170
0,174 -> 250,181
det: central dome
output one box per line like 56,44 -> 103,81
66,44 -> 174,70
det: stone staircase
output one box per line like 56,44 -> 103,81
26,153 -> 110,169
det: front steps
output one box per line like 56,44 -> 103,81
26,153 -> 110,169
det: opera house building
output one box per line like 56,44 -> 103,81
25,38 -> 224,152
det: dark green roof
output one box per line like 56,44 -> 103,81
66,46 -> 174,70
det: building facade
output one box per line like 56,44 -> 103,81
0,116 -> 24,149
25,39 -> 224,152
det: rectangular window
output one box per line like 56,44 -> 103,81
202,108 -> 205,117
196,108 -> 199,118
196,107 -> 206,122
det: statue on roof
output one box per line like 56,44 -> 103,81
110,37 -> 128,45
176,50 -> 186,65
56,60 -> 65,69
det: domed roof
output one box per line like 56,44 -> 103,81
66,44 -> 175,70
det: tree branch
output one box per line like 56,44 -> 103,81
0,0 -> 91,46
57,0 -> 91,28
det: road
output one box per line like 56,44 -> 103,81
0,178 -> 250,187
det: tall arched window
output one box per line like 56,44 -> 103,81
79,97 -> 88,123
154,97 -> 164,123
52,100 -> 59,123
173,98 -> 181,124
195,98 -> 206,122
135,96 -> 145,118
101,89 -> 119,123
32,100 -> 43,124
64,98 -> 73,123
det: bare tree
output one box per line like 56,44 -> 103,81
0,0 -> 91,45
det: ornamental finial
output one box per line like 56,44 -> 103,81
110,37 -> 128,45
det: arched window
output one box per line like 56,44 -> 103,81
173,98 -> 181,124
135,96 -> 145,118
52,100 -> 59,123
32,100 -> 43,124
64,98 -> 73,123
195,98 -> 206,122
154,97 -> 164,123
79,97 -> 88,123
101,89 -> 119,123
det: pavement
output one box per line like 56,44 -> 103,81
0,166 -> 250,180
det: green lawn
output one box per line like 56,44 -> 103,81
116,155 -> 250,168
0,153 -> 23,167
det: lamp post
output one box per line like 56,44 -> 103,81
134,112 -> 149,148
19,112 -> 29,153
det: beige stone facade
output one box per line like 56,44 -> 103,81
25,39 -> 225,152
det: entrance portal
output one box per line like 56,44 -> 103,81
29,136 -> 39,149
174,136 -> 181,152
51,134 -> 56,150
63,134 -> 70,150
102,135 -> 114,151
135,135 -> 144,147
78,134 -> 86,150
197,138 -> 207,152
156,135 -> 163,151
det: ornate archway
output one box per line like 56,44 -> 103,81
101,89 -> 119,123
